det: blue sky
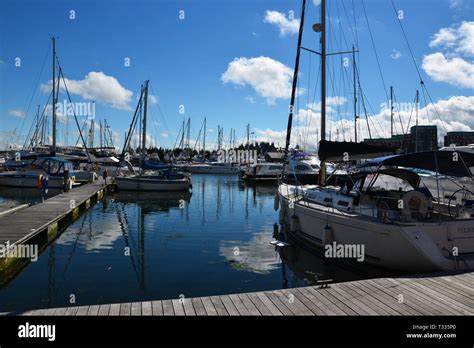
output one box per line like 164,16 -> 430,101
1,0 -> 473,150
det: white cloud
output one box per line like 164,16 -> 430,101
390,49 -> 402,60
253,95 -> 474,150
161,132 -> 169,138
429,21 -> 474,56
245,96 -> 256,104
263,10 -> 300,36
149,94 -> 158,105
422,53 -> 474,88
423,21 -> 474,89
41,71 -> 133,110
221,56 -> 301,104
8,109 -> 25,118
449,0 -> 463,9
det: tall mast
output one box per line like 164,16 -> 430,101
318,0 -> 327,185
141,80 -> 149,167
415,89 -> 419,152
390,86 -> 394,137
285,0 -> 306,152
203,117 -> 206,158
52,37 -> 57,154
353,46 -> 358,143
246,123 -> 250,149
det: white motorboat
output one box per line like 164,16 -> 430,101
0,157 -> 76,189
239,162 -> 284,182
187,162 -> 239,174
283,152 -> 320,185
278,151 -> 474,273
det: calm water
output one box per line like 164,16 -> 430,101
0,175 -> 394,312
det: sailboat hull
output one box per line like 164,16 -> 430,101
115,176 -> 191,191
278,184 -> 474,273
0,172 -> 64,189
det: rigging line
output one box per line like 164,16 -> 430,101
361,0 -> 389,101
24,91 -> 52,149
421,82 -> 448,133
18,43 -> 52,149
420,86 -> 432,124
360,85 -> 387,138
149,84 -> 171,136
351,0 -> 360,48
405,92 -> 418,133
392,89 -> 405,135
389,0 -> 422,82
304,57 -> 321,148
57,65 -> 91,162
340,0 -> 358,45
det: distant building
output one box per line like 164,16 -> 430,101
444,131 -> 474,146
410,125 -> 438,152
363,125 -> 438,153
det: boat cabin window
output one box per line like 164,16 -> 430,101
363,173 -> 413,192
269,165 -> 283,170
311,164 -> 320,169
41,159 -> 50,172
49,160 -> 61,174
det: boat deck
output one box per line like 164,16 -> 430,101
6,271 -> 473,316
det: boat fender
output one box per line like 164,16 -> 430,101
290,215 -> 300,232
274,192 -> 279,211
37,174 -> 43,190
322,224 -> 333,245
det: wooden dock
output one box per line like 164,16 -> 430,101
8,271 -> 474,316
0,181 -> 109,283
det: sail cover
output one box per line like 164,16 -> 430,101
361,151 -> 474,177
318,140 -> 396,161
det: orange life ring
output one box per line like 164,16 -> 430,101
37,174 -> 43,189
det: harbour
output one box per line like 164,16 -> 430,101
1,0 -> 473,345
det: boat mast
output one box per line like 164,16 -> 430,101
390,86 -> 394,137
415,89 -> 419,152
285,0 -> 306,152
318,0 -> 327,185
203,117 -> 206,158
141,80 -> 149,168
52,37 -> 57,154
353,46 -> 358,143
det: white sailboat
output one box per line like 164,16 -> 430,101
277,0 -> 474,273
115,80 -> 192,192
279,152 -> 474,272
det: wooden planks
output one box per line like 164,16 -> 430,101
8,272 -> 474,316
0,181 -> 107,246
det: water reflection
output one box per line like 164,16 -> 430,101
219,229 -> 280,274
0,175 -> 397,312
